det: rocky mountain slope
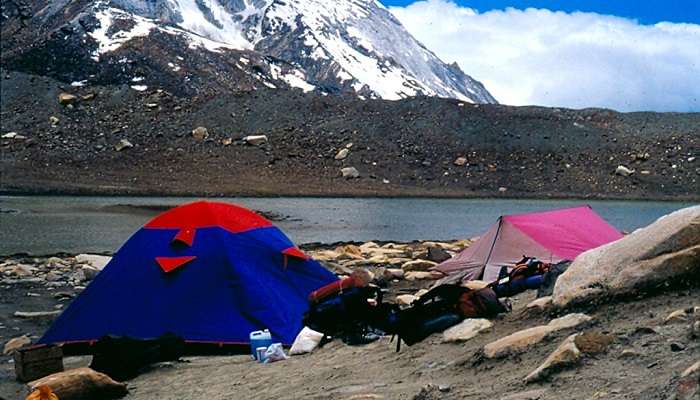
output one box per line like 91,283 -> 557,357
0,70 -> 698,200
0,0 -> 496,102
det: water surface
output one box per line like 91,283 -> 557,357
0,196 -> 694,255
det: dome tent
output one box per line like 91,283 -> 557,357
39,201 -> 338,352
434,205 -> 623,282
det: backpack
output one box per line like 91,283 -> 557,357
389,284 -> 507,349
303,285 -> 385,341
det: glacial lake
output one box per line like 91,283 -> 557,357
0,196 -> 695,255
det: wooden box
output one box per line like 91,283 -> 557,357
13,345 -> 64,382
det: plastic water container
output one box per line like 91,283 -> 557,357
250,329 -> 272,360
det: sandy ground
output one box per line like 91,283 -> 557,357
1,274 -> 698,400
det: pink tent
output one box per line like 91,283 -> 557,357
434,206 -> 623,282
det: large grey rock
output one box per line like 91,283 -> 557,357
553,206 -> 700,308
483,313 -> 592,358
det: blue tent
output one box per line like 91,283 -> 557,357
39,201 -> 338,350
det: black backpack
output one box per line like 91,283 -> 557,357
389,284 -> 507,349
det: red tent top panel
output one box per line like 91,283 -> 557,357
144,201 -> 273,234
503,205 -> 623,261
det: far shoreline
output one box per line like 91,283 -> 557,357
1,187 -> 698,203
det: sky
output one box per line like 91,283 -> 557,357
385,0 -> 700,112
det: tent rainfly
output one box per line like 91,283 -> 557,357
39,201 -> 338,352
433,205 -> 623,282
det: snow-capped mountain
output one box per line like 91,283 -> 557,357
1,0 -> 496,103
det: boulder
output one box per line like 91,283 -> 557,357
243,135 -> 268,145
401,259 -> 438,272
3,335 -> 31,355
442,319 -> 493,342
335,148 -> 349,160
524,334 -> 581,383
553,206 -> 700,308
114,139 -> 133,151
526,296 -> 553,311
75,254 -> 111,271
484,313 -> 592,358
58,93 -> 77,105
191,127 -> 209,140
341,167 -> 360,179
29,368 -> 127,400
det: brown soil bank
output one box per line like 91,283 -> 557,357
1,70 -> 699,200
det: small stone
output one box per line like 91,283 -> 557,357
341,167 -> 360,179
14,311 -> 61,319
1,132 -> 26,140
619,348 -> 641,358
404,271 -> 443,281
498,187 -> 508,193
75,254 -> 111,270
396,294 -> 417,306
425,247 -> 451,263
665,309 -> 690,324
145,103 -> 158,109
3,335 -> 31,355
442,319 -> 493,342
438,384 -> 451,393
671,342 -> 686,352
499,389 -> 548,400
526,296 -> 553,311
401,259 -> 438,272
58,92 -> 77,105
243,135 -> 268,145
80,266 -> 100,281
222,138 -> 233,146
81,93 -> 96,100
525,334 -> 581,383
335,148 -> 349,160
192,126 -> 209,140
44,271 -> 61,282
682,361 -> 700,377
49,116 -> 59,125
615,165 -> 635,176
114,139 -> 133,151
574,331 -> 615,354
383,269 -> 404,280
453,157 -> 467,166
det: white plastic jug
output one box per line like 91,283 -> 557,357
249,329 -> 272,360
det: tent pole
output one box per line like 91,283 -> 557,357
483,216 -> 502,271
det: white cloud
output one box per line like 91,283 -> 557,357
389,0 -> 700,112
